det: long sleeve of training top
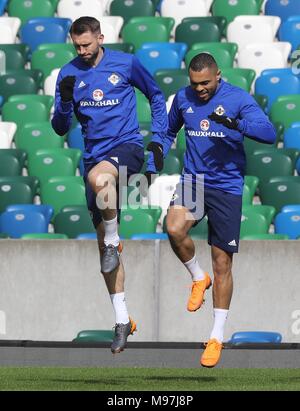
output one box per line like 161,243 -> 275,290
51,48 -> 167,171
164,80 -> 276,195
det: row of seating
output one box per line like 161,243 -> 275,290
0,202 -> 299,239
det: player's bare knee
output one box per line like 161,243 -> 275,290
212,253 -> 232,278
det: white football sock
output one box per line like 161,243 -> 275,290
103,216 -> 120,247
183,255 -> 206,281
110,292 -> 129,325
210,308 -> 229,343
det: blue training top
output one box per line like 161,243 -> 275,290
164,80 -> 277,195
51,47 -> 167,171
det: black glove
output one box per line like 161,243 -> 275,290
146,142 -> 164,172
208,112 -> 239,130
59,76 -> 76,102
139,171 -> 157,198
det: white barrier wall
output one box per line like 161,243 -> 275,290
0,240 -> 299,342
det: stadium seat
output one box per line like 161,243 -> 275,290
6,204 -> 54,224
240,208 -> 269,238
44,68 -> 60,97
0,209 -> 48,238
141,42 -> 187,62
104,43 -> 134,53
0,150 -> 23,176
175,20 -> 221,50
0,179 -> 35,213
131,232 -> 168,240
255,71 -> 300,112
15,122 -> 63,156
2,101 -> 48,129
161,0 -> 208,33
0,0 -> 8,15
160,152 -> 182,175
119,208 -> 156,239
259,177 -> 300,213
8,95 -> 53,114
73,329 -> 114,342
186,42 -> 237,69
244,175 -> 259,200
190,217 -> 208,239
40,176 -> 86,217
0,73 -> 39,103
274,211 -> 300,239
20,21 -> 68,53
76,233 -> 97,239
110,0 -> 155,25
135,47 -> 182,75
54,209 -> 95,238
67,125 -> 84,174
281,204 -> 300,214
238,42 -> 291,77
265,0 -> 300,22
0,44 -> 27,70
27,17 -> 72,37
279,16 -> 300,53
0,17 -> 21,43
57,0 -> 104,20
8,0 -> 55,24
221,68 -> 256,92
31,46 -> 76,78
128,16 -> 174,38
122,20 -> 170,51
244,137 -> 277,159
284,124 -> 300,150
0,122 -> 17,149
135,90 -> 151,123
253,94 -> 268,112
270,95 -> 300,130
242,233 -> 289,240
154,69 -> 189,100
181,16 -> 227,37
228,331 -> 282,344
246,150 -> 294,187
212,0 -> 261,26
242,204 -> 276,227
22,233 -> 68,239
98,16 -> 124,43
227,15 -> 280,50
27,148 -> 80,184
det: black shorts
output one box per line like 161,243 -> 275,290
170,177 -> 242,253
83,143 -> 144,228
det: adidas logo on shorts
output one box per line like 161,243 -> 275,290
228,239 -> 237,246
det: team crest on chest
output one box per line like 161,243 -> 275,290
214,105 -> 225,116
108,73 -> 121,85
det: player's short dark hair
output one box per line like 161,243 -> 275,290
189,53 -> 218,72
70,16 -> 101,36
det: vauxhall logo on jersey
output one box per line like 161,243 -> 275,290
80,89 -> 120,107
188,117 -> 226,138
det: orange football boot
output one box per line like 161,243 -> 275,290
187,272 -> 212,312
200,338 -> 223,368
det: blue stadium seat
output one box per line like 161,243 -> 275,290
279,16 -> 300,53
20,21 -> 68,53
228,331 -> 282,344
0,209 -> 48,238
136,46 -> 182,75
0,0 -> 7,16
131,232 -> 168,240
265,0 -> 300,22
27,17 -> 72,37
67,125 -> 84,175
76,233 -> 97,240
281,204 -> 300,213
284,124 -> 300,149
275,211 -> 300,239
140,42 -> 187,62
255,70 -> 300,112
5,204 -> 54,225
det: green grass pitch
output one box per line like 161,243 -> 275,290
0,367 -> 299,391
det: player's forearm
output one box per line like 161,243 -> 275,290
238,119 -> 277,144
51,102 -> 73,136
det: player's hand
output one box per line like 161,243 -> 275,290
139,171 -> 157,198
146,142 -> 164,172
208,112 -> 239,130
59,76 -> 76,102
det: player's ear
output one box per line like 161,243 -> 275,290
216,70 -> 221,82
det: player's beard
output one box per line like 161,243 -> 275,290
81,48 -> 101,66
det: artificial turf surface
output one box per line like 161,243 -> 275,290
0,367 -> 299,391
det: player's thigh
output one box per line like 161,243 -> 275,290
87,160 -> 118,190
166,205 -> 196,237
